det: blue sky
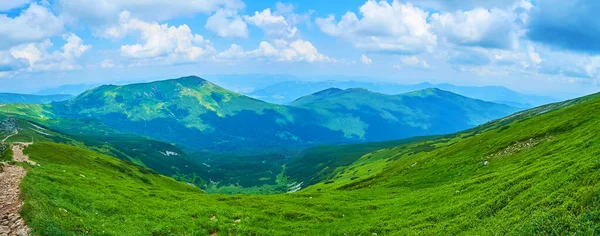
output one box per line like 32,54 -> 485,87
0,0 -> 599,98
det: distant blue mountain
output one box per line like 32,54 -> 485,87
250,81 -> 556,108
35,84 -> 99,96
0,93 -> 72,104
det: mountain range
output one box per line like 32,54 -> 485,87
6,76 -> 518,153
250,80 -> 556,108
0,76 -> 519,191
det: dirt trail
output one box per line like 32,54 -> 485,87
0,143 -> 32,236
10,143 -> 34,165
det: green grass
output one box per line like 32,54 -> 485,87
286,136 -> 436,187
0,144 -> 11,162
20,142 -> 364,235
11,91 -> 600,235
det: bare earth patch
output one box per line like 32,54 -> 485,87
0,143 -> 32,236
10,143 -> 35,165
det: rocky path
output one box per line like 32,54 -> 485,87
9,143 -> 34,165
0,141 -> 32,236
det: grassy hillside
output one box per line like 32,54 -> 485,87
0,93 -> 72,104
285,136 -> 435,187
6,90 -> 600,234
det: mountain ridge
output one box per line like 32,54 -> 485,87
0,93 -> 73,105
36,76 -> 518,152
251,80 -> 556,107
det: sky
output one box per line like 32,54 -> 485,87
0,0 -> 599,98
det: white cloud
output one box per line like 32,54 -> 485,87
0,2 -> 63,49
61,33 -> 91,60
218,40 -> 334,63
244,8 -> 298,38
101,59 -> 116,68
0,51 -> 28,72
275,2 -> 295,15
412,0 -> 520,11
0,0 -> 32,12
426,1 -> 542,75
57,0 -> 245,27
360,54 -> 372,65
8,33 -> 91,72
395,56 -> 429,69
527,44 -> 542,65
217,44 -> 246,60
430,7 -> 522,50
250,40 -> 333,63
315,1 -> 436,55
274,2 -> 313,26
430,1 -> 531,50
205,9 -> 248,38
104,11 -> 215,63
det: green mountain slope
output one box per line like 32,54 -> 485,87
1,90 -> 599,234
4,76 -> 517,153
0,93 -> 72,104
47,76 -> 358,152
292,87 -> 519,141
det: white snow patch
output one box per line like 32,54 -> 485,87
287,182 -> 303,193
29,122 -> 47,131
31,128 -> 52,136
159,151 -> 180,156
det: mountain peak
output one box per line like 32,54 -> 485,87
158,76 -> 209,87
172,75 -> 207,83
313,87 -> 344,95
403,88 -> 452,97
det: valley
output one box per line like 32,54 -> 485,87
0,81 -> 598,234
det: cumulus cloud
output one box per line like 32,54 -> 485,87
0,2 -> 63,49
412,0 -> 520,11
315,1 -> 436,55
205,9 -> 248,38
218,40 -> 334,63
394,56 -> 429,69
101,59 -> 116,68
527,44 -> 542,65
533,46 -> 600,81
217,44 -> 246,60
104,11 -> 215,63
252,40 -> 333,62
443,42 -> 547,75
431,8 -> 519,49
8,33 -> 91,72
360,54 -> 372,65
0,52 -> 28,72
0,0 -> 32,12
274,2 -> 313,26
61,33 -> 92,60
244,8 -> 298,38
56,0 -> 245,27
527,0 -> 600,54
